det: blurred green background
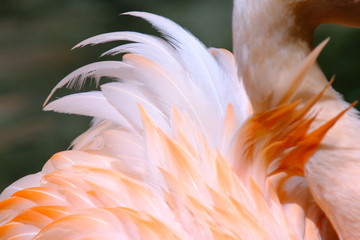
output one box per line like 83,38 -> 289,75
0,0 -> 359,192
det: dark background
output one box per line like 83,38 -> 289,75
1,0 -> 360,192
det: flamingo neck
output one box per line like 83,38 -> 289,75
232,0 -> 339,113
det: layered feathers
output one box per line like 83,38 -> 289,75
0,10 -> 353,239
233,1 -> 360,238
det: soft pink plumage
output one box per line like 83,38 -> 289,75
1,0 -> 360,239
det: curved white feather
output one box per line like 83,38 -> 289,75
101,82 -> 170,132
44,91 -> 132,128
74,31 -> 179,73
44,61 -> 132,106
124,12 -> 226,115
44,12 -> 248,146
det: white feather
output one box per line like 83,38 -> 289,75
74,31 -> 180,75
124,12 -> 228,116
209,48 -> 250,124
43,11 -> 250,176
44,61 -> 132,105
101,82 -> 170,132
44,91 -> 132,128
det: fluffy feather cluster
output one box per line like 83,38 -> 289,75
0,12 -> 345,239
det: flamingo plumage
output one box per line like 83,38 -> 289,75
0,0 -> 360,239
233,0 -> 360,238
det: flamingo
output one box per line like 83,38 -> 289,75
233,1 -> 360,238
0,0 -> 359,239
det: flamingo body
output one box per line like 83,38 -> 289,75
233,1 -> 360,238
1,1 -> 360,239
